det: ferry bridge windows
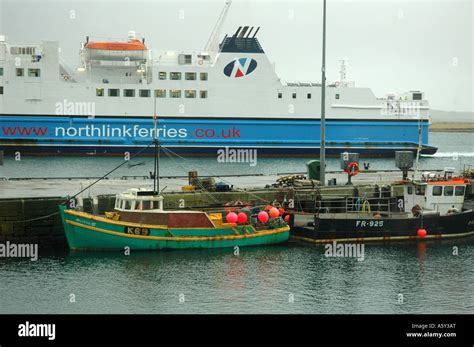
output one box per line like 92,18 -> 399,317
139,89 -> 151,97
292,93 -> 296,99
28,68 -> 40,77
108,88 -> 120,97
159,72 -> 167,80
170,90 -> 181,98
16,68 -> 24,77
185,90 -> 196,98
200,90 -> 208,99
407,186 -> 413,195
0,86 -> 3,95
124,89 -> 135,97
185,72 -> 196,81
412,93 -> 422,100
278,92 -> 282,99
307,93 -> 312,99
444,186 -> 454,196
155,89 -> 166,98
200,73 -> 208,81
0,67 -> 3,76
170,72 -> 182,80
335,94 -> 340,100
455,186 -> 465,196
432,186 -> 442,196
124,200 -> 132,210
96,88 -> 104,97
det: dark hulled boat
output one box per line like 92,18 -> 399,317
290,173 -> 474,243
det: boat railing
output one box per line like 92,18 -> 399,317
299,196 -> 401,218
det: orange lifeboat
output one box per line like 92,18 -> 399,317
83,32 -> 148,62
85,39 -> 146,51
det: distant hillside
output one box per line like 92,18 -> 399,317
430,110 -> 473,122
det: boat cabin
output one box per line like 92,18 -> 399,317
402,171 -> 468,215
114,188 -> 164,212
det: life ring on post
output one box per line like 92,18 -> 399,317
345,161 -> 359,176
63,75 -> 70,81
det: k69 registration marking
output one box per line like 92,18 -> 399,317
355,220 -> 384,227
125,226 -> 150,236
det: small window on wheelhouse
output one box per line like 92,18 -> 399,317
407,186 -> 413,195
432,186 -> 442,196
142,201 -> 151,210
444,186 -> 454,196
152,201 -> 159,209
124,200 -> 132,210
415,185 -> 426,196
455,186 -> 465,196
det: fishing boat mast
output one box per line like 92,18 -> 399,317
319,0 -> 327,186
153,96 -> 160,194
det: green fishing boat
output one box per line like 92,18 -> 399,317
59,112 -> 289,251
59,188 -> 290,250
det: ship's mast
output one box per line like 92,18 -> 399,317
204,0 -> 232,52
320,0 -> 327,186
153,96 -> 160,194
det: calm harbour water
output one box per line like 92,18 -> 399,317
0,132 -> 473,314
1,132 -> 473,179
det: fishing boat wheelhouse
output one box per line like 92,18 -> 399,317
401,169 -> 467,215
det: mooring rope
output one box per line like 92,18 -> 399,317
6,211 -> 60,225
63,141 -> 156,205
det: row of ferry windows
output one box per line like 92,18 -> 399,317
407,185 -> 465,197
96,88 -> 208,99
159,72 -> 208,81
278,92 -> 340,100
15,68 -> 41,77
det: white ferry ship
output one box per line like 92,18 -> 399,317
0,1 -> 436,157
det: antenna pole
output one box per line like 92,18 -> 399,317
413,117 -> 423,180
320,0 -> 327,186
153,96 -> 160,194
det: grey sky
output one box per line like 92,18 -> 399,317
1,0 -> 472,112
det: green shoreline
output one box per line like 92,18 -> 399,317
430,122 -> 474,132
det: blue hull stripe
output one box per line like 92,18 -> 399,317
0,116 -> 436,156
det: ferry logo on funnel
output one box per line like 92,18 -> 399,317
223,58 -> 257,78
